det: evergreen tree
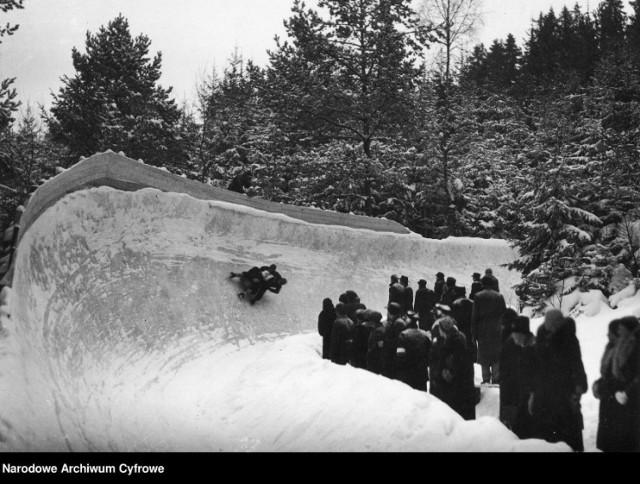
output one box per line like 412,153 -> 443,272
264,0 -> 435,156
48,15 -> 184,167
0,0 -> 24,131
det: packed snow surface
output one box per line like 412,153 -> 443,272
1,186 -> 637,452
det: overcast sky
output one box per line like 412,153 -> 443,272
0,0 -> 632,117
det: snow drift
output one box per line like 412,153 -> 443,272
0,154 -> 567,452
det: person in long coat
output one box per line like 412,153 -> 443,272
593,316 -> 640,452
499,315 -> 536,439
395,312 -> 431,391
381,302 -> 406,378
351,309 -> 372,369
451,286 -> 476,363
470,273 -> 483,301
435,316 -> 476,420
440,277 -> 458,306
529,309 -> 588,452
414,279 -> 437,331
434,272 -> 446,302
484,268 -> 500,292
388,275 -> 404,307
471,276 -> 506,384
317,298 -> 336,359
366,311 -> 385,375
400,275 -> 414,314
330,303 -> 354,365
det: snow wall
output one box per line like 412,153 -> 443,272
0,152 -> 562,452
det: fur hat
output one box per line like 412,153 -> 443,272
513,315 -> 530,334
543,309 -> 565,333
387,302 -> 402,315
400,275 -> 409,284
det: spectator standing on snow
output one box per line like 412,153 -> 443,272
440,277 -> 458,306
351,309 -> 373,369
501,307 -> 518,344
318,298 -> 336,360
382,302 -> 406,378
414,279 -> 437,332
435,316 -> 476,420
343,290 -> 366,323
484,268 -> 500,292
451,286 -> 476,363
395,312 -> 431,391
434,272 -> 446,302
388,274 -> 404,308
471,275 -> 507,384
470,272 -> 483,301
400,275 -> 413,314
366,311 -> 386,375
499,315 -> 536,439
529,309 -> 587,452
593,316 -> 640,452
330,303 -> 355,365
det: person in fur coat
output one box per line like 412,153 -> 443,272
529,309 -> 588,451
593,316 -> 640,452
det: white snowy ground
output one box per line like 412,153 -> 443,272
1,186 -> 638,452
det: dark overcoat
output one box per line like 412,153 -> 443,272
471,289 -> 506,365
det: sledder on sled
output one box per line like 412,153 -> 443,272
229,264 -> 287,305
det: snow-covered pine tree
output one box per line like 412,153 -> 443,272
48,15 -> 183,167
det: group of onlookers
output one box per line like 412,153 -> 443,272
317,269 -> 640,452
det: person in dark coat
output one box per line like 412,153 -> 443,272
230,265 -> 287,304
451,286 -> 476,363
435,316 -> 476,420
395,312 -> 431,391
351,309 -> 372,369
366,311 -> 385,375
499,315 -> 536,439
484,268 -> 500,292
227,170 -> 252,194
440,277 -> 458,306
434,272 -> 446,302
428,317 -> 445,399
318,298 -> 336,360
343,290 -> 366,323
414,279 -> 437,332
400,275 -> 413,314
388,274 -> 404,308
470,272 -> 483,301
593,316 -> 640,452
330,303 -> 354,365
501,307 -> 518,344
471,276 -> 506,384
381,302 -> 406,378
529,309 -> 588,452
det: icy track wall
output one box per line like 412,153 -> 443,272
0,153 -> 527,451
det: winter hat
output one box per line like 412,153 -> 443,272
369,311 -> 383,323
418,279 -> 427,287
485,268 -> 493,275
481,275 -> 493,288
322,298 -> 334,311
387,302 -> 402,315
438,316 -> 457,335
390,274 -> 399,283
345,290 -> 358,302
446,277 -> 457,287
513,315 -> 530,334
436,272 -> 445,279
543,309 -> 565,333
400,275 -> 409,284
472,272 -> 481,281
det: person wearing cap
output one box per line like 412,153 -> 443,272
329,302 -> 355,366
484,268 -> 500,292
317,298 -> 336,360
528,308 -> 587,451
440,277 -> 458,306
381,302 -> 406,378
432,315 -> 476,420
343,290 -> 366,324
470,273 -> 483,301
592,316 -> 640,452
434,272 -> 446,302
395,312 -> 431,391
388,274 -> 405,308
471,275 -> 507,384
366,311 -> 386,375
499,315 -> 536,439
350,309 -> 373,369
400,275 -> 413,314
414,279 -> 437,332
